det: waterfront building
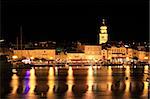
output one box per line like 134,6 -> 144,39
67,52 -> 85,62
11,19 -> 149,65
66,45 -> 101,62
13,49 -> 55,60
107,46 -> 127,63
132,49 -> 139,58
126,48 -> 133,60
101,49 -> 108,60
83,45 -> 101,61
138,51 -> 146,62
55,52 -> 67,62
145,51 -> 150,63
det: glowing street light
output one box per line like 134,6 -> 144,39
126,57 -> 129,61
50,57 -> 53,59
30,57 -> 34,60
12,55 -> 18,59
144,57 -> 148,60
0,39 -> 4,42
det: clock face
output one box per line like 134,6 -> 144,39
101,36 -> 104,39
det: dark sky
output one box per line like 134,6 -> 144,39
1,0 -> 149,44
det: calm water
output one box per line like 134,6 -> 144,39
1,65 -> 150,99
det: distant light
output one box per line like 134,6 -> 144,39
144,57 -> 148,60
40,60 -> 42,63
69,57 -> 71,59
100,26 -> 107,30
52,42 -> 56,44
22,59 -> 31,64
0,39 -> 4,42
134,65 -> 136,68
126,57 -> 129,61
12,69 -> 17,73
34,43 -> 38,46
50,57 -> 53,59
12,55 -> 18,59
30,57 -> 34,60
108,57 -> 111,60
124,45 -> 129,47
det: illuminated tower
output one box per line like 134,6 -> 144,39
99,19 -> 108,44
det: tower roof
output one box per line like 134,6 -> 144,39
100,19 -> 107,30
102,19 -> 105,25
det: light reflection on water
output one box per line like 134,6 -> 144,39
48,67 -> 55,95
67,66 -> 73,95
125,66 -> 130,93
10,74 -> 19,94
87,66 -> 93,92
28,68 -> 36,95
4,65 -> 150,99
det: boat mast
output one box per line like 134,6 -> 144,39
16,36 -> 18,50
20,25 -> 23,50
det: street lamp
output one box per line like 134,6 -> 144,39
12,55 -> 18,59
30,57 -> 34,60
0,39 -> 4,42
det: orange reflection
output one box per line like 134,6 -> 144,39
107,66 -> 112,92
108,66 -> 112,75
107,82 -> 112,91
48,67 -> 55,95
68,66 -> 73,79
55,67 -> 58,75
67,66 -> 74,97
67,66 -> 74,93
144,65 -> 149,73
125,81 -> 130,92
143,82 -> 148,96
125,65 -> 130,92
87,66 -> 94,92
143,65 -> 149,97
107,66 -> 112,82
49,67 -> 55,78
28,68 -> 36,95
10,74 -> 19,94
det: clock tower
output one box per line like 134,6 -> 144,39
99,19 -> 108,44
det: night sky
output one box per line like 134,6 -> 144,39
1,0 -> 149,44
